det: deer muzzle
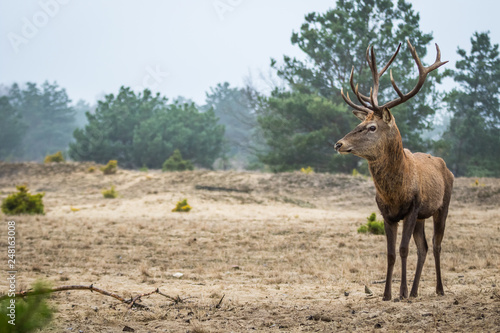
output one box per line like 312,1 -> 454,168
334,140 -> 352,154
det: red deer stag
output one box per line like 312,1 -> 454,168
335,41 -> 454,301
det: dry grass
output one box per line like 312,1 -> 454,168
0,162 -> 499,332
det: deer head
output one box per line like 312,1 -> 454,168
335,40 -> 447,161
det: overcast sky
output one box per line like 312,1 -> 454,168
1,0 -> 499,105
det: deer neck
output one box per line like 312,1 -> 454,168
368,128 -> 410,202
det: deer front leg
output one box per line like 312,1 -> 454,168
383,221 -> 398,301
399,209 -> 419,299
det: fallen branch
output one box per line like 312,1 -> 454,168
195,185 -> 251,193
127,288 -> 159,309
0,284 -> 190,309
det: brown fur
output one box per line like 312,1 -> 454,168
336,109 -> 454,300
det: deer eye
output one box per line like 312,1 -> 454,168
368,125 -> 377,132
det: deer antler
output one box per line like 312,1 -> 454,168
341,40 -> 448,116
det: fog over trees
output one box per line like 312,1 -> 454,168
1,0 -> 498,176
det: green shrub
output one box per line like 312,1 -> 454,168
357,225 -> 369,233
300,166 -> 314,174
1,185 -> 44,215
357,213 -> 385,235
172,199 -> 191,212
139,165 -> 149,172
102,185 -> 118,199
0,281 -> 54,333
44,151 -> 64,163
101,160 -> 118,175
162,149 -> 193,172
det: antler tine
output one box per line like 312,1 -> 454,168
368,46 -> 380,110
430,42 -> 448,71
354,84 -> 372,109
340,41 -> 447,114
369,43 -> 402,112
345,44 -> 398,113
389,69 -> 404,99
349,66 -> 371,103
381,40 -> 448,110
365,44 -> 371,68
341,88 -> 373,114
378,43 -> 401,77
369,87 -> 377,110
348,66 -> 371,108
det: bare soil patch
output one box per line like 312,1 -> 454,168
0,162 -> 499,332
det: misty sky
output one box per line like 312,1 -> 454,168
1,0 -> 499,106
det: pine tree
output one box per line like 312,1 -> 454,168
258,0 -> 444,172
439,32 -> 500,176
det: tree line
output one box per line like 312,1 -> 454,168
1,0 -> 499,177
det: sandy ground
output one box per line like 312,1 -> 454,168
0,162 -> 499,332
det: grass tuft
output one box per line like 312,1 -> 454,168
357,213 -> 385,235
101,160 -> 118,175
102,185 -> 118,199
300,166 -> 314,174
44,151 -> 64,163
172,199 -> 191,212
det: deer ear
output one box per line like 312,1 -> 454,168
352,110 -> 368,121
382,108 -> 393,125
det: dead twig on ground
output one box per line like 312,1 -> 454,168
371,279 -> 400,284
155,289 -> 195,304
215,294 -> 225,309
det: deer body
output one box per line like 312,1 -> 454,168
335,41 -> 453,300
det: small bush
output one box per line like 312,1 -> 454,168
87,166 -> 96,173
162,149 -> 193,172
357,213 -> 385,235
102,185 -> 118,199
0,281 -> 55,333
139,165 -> 149,172
471,179 -> 485,187
101,160 -> 118,175
300,166 -> 314,174
357,225 -> 369,233
172,199 -> 191,212
44,151 -> 64,163
1,185 -> 44,215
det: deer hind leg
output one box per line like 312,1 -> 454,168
410,219 -> 428,297
433,205 -> 449,296
383,221 -> 398,301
